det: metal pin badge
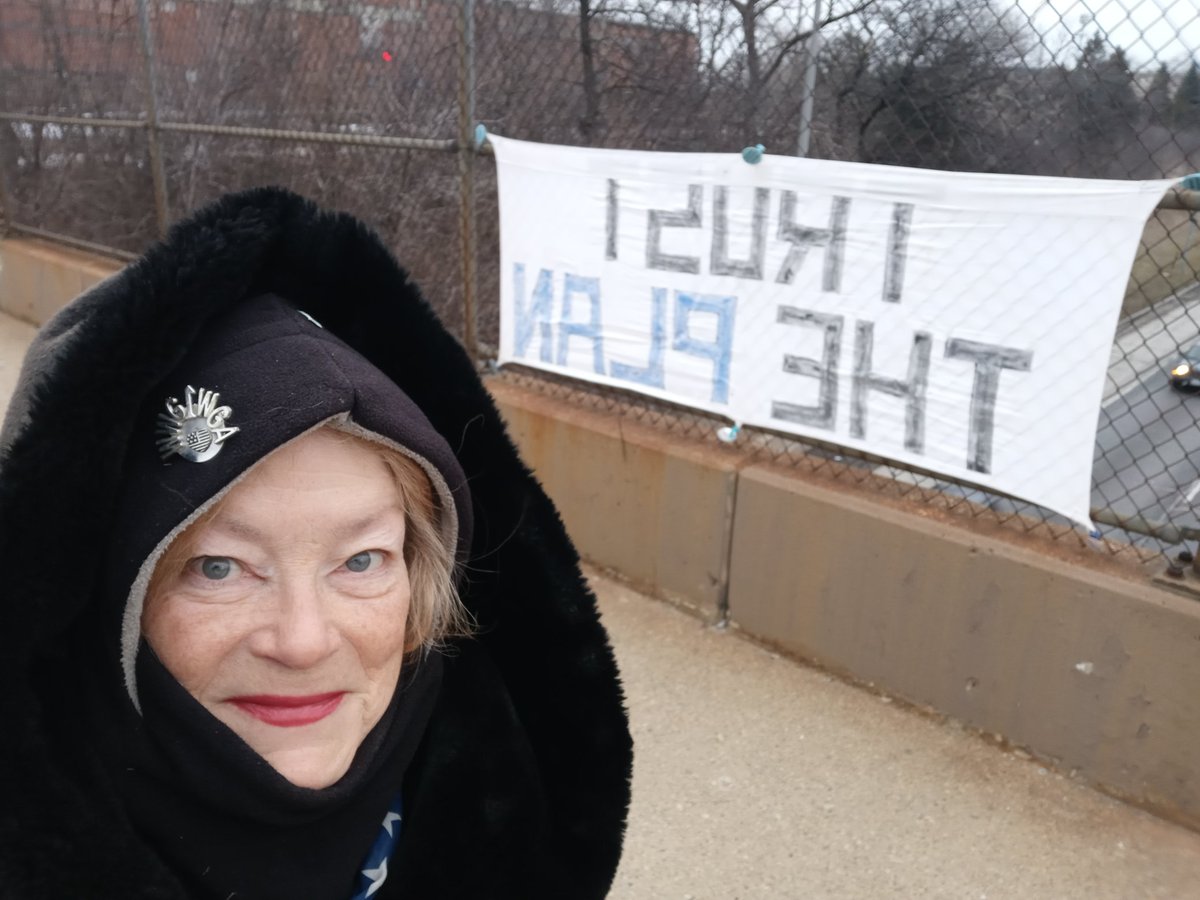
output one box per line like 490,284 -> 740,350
155,385 -> 240,463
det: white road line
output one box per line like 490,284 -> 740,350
1163,477 -> 1200,516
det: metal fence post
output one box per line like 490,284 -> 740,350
0,118 -> 15,236
135,0 -> 170,238
795,0 -> 824,158
457,0 -> 480,359
0,67 -> 19,235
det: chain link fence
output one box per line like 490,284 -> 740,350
1,0 -> 1198,561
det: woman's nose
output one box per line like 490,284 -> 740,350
249,581 -> 339,668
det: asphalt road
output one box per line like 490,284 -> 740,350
1093,367 -> 1200,539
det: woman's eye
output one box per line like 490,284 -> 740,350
344,550 -> 381,573
193,556 -> 237,581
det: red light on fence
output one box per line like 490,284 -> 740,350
381,51 -> 393,62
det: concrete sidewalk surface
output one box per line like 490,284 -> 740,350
596,572 -> 1200,899
3,310 -> 1200,898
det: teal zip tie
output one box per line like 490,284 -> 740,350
741,144 -> 765,165
474,123 -> 489,150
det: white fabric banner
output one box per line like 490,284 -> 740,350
492,135 -> 1174,526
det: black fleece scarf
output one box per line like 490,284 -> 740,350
80,639 -> 442,900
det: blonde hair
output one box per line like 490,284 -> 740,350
145,424 -> 472,654
368,434 -> 473,652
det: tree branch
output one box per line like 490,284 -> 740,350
760,0 -> 877,87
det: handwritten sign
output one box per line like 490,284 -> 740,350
493,136 -> 1173,525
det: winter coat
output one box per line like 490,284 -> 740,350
0,187 -> 632,899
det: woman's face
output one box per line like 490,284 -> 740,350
142,428 -> 411,789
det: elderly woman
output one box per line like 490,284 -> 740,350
0,189 -> 632,898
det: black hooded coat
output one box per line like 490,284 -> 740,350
0,188 -> 632,899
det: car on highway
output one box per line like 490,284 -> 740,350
1169,344 -> 1200,392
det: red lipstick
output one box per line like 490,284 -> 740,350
229,692 -> 345,727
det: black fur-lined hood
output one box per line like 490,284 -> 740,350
0,188 -> 631,898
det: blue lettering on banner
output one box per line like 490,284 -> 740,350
513,263 -> 554,363
512,264 -> 738,407
610,286 -> 666,389
673,291 -> 737,405
557,273 -> 605,374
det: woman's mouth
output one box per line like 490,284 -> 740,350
228,692 -> 346,727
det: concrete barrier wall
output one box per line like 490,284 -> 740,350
6,237 -> 1199,832
728,465 -> 1200,827
0,237 -> 120,325
489,380 -> 740,619
493,382 -> 1200,833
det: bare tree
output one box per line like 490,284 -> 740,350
814,0 -> 1034,171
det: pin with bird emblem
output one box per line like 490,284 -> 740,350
156,385 -> 240,463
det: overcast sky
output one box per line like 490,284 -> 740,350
1012,0 -> 1198,68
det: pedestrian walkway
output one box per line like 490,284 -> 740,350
3,309 -> 1199,899
596,575 -> 1200,899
